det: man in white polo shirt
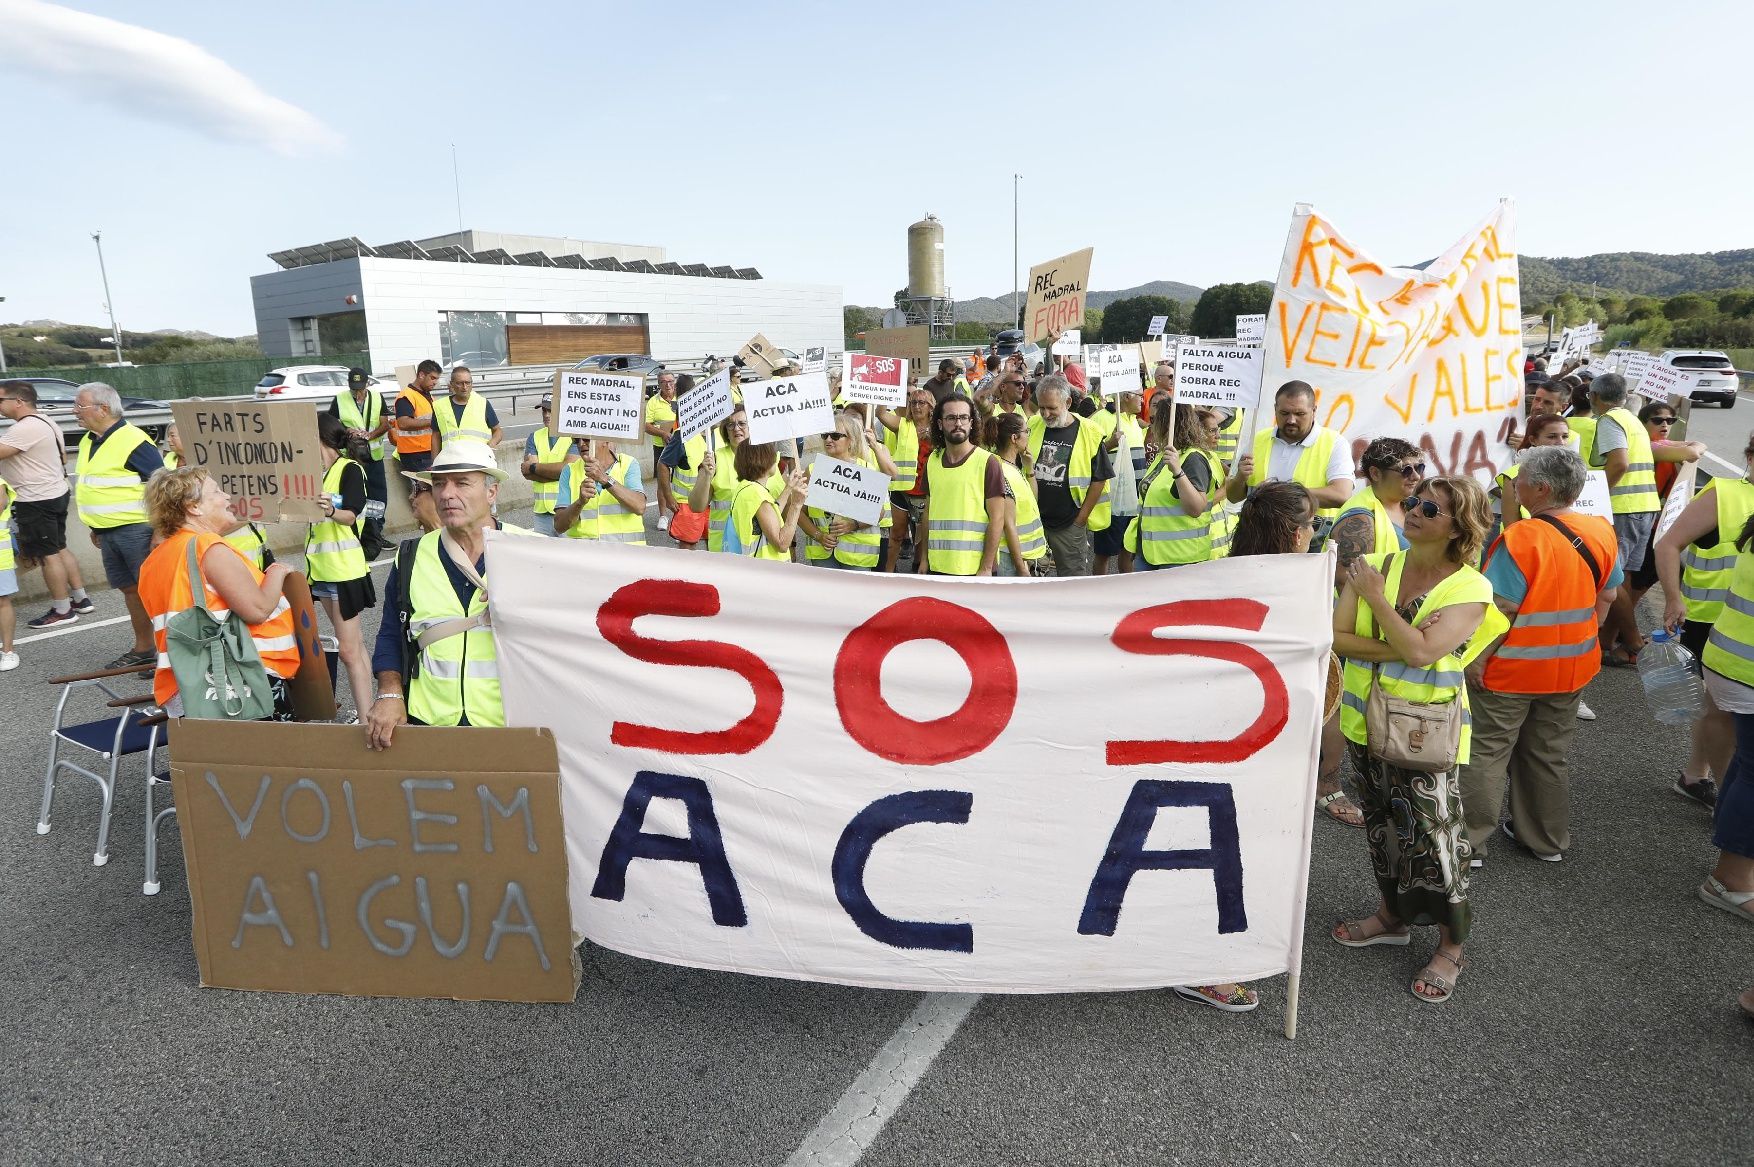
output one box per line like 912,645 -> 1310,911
1224,380 -> 1354,547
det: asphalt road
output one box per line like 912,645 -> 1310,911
2,445 -> 1751,1166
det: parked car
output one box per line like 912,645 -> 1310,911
572,354 -> 666,394
1659,350 -> 1741,409
0,375 -> 168,448
447,351 -> 505,369
254,365 -> 396,404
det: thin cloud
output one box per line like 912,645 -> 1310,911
0,0 -> 341,156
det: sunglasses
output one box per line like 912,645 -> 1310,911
1650,417 -> 1675,426
823,431 -> 846,441
1398,462 -> 1427,478
410,483 -> 433,496
1401,497 -> 1447,519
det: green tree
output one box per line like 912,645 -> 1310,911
844,305 -> 878,342
1189,283 -> 1272,338
1625,297 -> 1664,322
1082,307 -> 1104,342
1663,293 -> 1712,320
1098,295 -> 1180,342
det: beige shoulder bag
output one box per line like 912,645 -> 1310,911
1364,555 -> 1464,772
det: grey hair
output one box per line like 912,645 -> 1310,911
1036,373 -> 1070,402
77,382 -> 123,417
1519,445 -> 1587,507
1590,372 -> 1628,406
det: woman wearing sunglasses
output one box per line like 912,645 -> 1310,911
1600,403 -> 1708,669
1329,437 -> 1423,590
1331,476 -> 1500,1005
799,412 -> 898,570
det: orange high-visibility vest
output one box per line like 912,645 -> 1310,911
393,388 -> 435,455
1481,511 -> 1617,695
137,530 -> 300,708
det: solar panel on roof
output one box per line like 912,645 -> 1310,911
374,240 -> 430,261
586,257 -> 626,271
735,268 -> 762,280
681,264 -> 711,277
654,262 -> 684,275
552,254 -> 588,268
622,259 -> 656,273
512,251 -> 556,266
427,245 -> 475,262
709,265 -> 737,278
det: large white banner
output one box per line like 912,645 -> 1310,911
1263,203 -> 1523,483
488,537 -> 1331,993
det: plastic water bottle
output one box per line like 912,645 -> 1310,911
1637,629 -> 1705,726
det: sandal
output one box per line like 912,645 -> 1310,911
1602,645 -> 1642,669
1331,912 -> 1410,948
1699,875 -> 1754,923
1411,949 -> 1466,1004
1317,789 -> 1365,828
1172,983 -> 1259,1013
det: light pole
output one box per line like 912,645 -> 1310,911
1012,174 -> 1021,329
0,295 -> 7,374
92,231 -> 123,366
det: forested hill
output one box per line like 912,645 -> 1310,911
1521,249 -> 1754,300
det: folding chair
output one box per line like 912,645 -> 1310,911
36,665 -> 165,869
139,710 -> 172,895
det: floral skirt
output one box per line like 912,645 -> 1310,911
1346,741 -> 1473,941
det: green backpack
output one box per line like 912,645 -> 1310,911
163,536 -> 274,721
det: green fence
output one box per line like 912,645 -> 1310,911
4,352 -> 371,400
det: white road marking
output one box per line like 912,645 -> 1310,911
1703,449 -> 1744,476
783,993 -> 980,1167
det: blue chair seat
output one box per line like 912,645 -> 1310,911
55,715 -> 159,757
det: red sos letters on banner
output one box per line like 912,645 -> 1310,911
486,536 -> 1331,993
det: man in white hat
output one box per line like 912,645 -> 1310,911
367,440 -> 521,749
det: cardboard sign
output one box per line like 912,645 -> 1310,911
1263,203 -> 1520,481
1573,469 -> 1612,518
677,369 -> 735,443
842,354 -> 908,408
804,454 -> 890,526
744,371 -> 836,445
738,333 -> 786,379
865,326 -> 930,382
1024,247 -> 1094,342
1235,314 -> 1266,344
1172,344 -> 1266,409
280,570 -> 337,722
1051,329 -> 1082,356
803,346 -> 827,374
553,370 -> 643,440
393,365 -> 417,391
170,399 -> 325,523
488,536 -> 1332,993
1138,338 -> 1167,369
1146,315 -> 1169,337
169,721 -> 579,1002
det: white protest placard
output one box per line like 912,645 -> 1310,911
1620,353 -> 1661,392
1095,345 -> 1141,392
803,346 -> 827,374
745,370 -> 836,444
841,353 -> 908,408
804,455 -> 890,527
1051,329 -> 1082,357
1235,314 -> 1266,345
1573,470 -> 1612,518
1263,203 -> 1521,482
677,369 -> 734,443
489,536 -> 1331,995
554,370 -> 643,440
1146,315 -> 1169,337
1633,362 -> 1694,402
1173,344 -> 1266,410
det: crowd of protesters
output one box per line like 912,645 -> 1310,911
3,327 -> 1750,1022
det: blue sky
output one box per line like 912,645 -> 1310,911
3,0 -> 1749,336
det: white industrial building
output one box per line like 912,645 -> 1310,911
250,230 -> 842,372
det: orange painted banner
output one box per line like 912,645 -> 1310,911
1261,204 -> 1523,482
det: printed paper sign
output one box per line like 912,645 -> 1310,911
677,369 -> 735,443
170,399 -> 325,523
1263,203 -> 1521,483
488,535 -> 1332,993
1235,314 -> 1266,344
1172,344 -> 1266,409
1622,354 -> 1666,395
803,346 -> 827,374
1634,363 -> 1696,401
804,454 -> 890,526
554,370 -> 643,440
1573,470 -> 1612,518
1051,329 -> 1082,356
842,354 -> 908,407
1095,345 -> 1142,393
1146,315 -> 1169,337
169,720 -> 579,1002
745,371 -> 836,445
1024,247 -> 1094,342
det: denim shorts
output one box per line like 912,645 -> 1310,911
96,523 -> 153,590
309,580 -> 339,599
0,567 -> 16,598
